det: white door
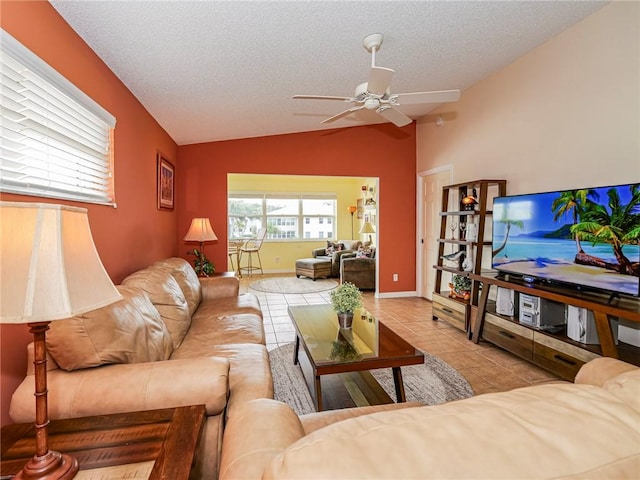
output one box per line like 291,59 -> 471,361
418,168 -> 452,299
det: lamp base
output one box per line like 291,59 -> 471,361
15,450 -> 78,480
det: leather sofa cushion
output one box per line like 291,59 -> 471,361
123,265 -> 191,349
46,285 -> 173,371
153,257 -> 203,317
264,382 -> 640,479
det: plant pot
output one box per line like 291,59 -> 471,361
337,313 -> 354,329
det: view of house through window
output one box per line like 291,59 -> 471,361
228,194 -> 336,240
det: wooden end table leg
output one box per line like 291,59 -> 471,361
293,335 -> 300,365
314,374 -> 323,411
392,367 -> 406,403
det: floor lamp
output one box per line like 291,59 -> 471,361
0,202 -> 122,479
347,205 -> 357,239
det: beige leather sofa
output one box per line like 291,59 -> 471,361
220,357 -> 640,479
9,257 -> 272,480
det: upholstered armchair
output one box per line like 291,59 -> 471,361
340,249 -> 376,290
312,240 -> 362,277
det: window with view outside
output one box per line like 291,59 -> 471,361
228,194 -> 336,240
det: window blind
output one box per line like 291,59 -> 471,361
0,29 -> 117,206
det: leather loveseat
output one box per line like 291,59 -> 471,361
9,257 -> 272,480
219,357 -> 640,479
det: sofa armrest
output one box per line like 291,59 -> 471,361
574,357 -> 638,387
311,248 -> 326,258
10,357 -> 230,423
219,399 -> 304,480
200,276 -> 240,300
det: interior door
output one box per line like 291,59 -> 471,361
419,169 -> 452,299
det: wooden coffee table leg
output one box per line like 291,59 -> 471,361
392,367 -> 406,403
293,335 -> 300,365
314,374 -> 323,411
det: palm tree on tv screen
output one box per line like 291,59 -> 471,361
551,189 -> 599,254
570,184 -> 640,276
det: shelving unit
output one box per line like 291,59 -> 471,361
469,272 -> 640,380
432,179 -> 506,332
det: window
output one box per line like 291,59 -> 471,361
228,193 -> 336,240
0,30 -> 116,206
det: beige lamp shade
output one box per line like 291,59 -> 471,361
359,221 -> 376,234
184,217 -> 218,242
0,202 -> 122,323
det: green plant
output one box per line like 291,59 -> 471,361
452,274 -> 472,293
187,248 -> 215,277
329,282 -> 363,314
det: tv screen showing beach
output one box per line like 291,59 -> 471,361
492,184 -> 640,297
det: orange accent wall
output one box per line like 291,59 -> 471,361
177,124 -> 418,294
0,1 -> 178,426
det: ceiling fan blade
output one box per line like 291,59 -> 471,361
392,89 -> 461,105
293,95 -> 353,102
376,106 -> 412,127
320,106 -> 364,124
367,66 -> 394,96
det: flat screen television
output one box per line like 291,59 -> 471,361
491,183 -> 640,298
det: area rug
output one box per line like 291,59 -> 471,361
250,276 -> 338,294
269,342 -> 474,415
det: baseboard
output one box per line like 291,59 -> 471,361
376,291 -> 418,299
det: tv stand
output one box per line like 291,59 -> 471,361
469,272 -> 640,379
608,292 -> 621,304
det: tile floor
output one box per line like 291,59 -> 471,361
241,274 -> 560,395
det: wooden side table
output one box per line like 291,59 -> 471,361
1,405 -> 205,480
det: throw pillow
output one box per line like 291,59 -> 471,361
46,286 -> 173,371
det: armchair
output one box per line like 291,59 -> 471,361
312,240 -> 361,277
340,250 -> 376,290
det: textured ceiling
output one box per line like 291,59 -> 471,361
50,1 -> 607,145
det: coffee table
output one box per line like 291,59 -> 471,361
288,304 -> 424,411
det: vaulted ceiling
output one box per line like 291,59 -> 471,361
50,1 -> 607,145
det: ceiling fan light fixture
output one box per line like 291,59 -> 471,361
364,97 -> 380,110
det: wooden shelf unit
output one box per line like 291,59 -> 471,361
432,179 -> 506,332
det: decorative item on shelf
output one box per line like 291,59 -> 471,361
441,250 -> 466,270
462,249 -> 474,272
461,188 -> 478,211
348,205 -> 357,239
359,221 -> 376,244
449,274 -> 472,300
465,222 -> 478,242
184,217 -> 217,276
330,282 -> 363,328
0,202 -> 123,480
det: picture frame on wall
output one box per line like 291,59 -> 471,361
356,198 -> 364,219
157,153 -> 175,210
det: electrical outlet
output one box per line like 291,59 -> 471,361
393,273 -> 398,282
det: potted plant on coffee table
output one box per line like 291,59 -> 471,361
330,282 -> 363,328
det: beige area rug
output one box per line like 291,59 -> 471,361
269,342 -> 474,415
249,276 -> 338,294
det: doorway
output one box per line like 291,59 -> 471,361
417,167 -> 452,300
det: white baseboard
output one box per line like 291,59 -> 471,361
376,291 -> 418,298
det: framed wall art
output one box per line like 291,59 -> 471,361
157,153 -> 175,210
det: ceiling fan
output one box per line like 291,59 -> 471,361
293,33 -> 461,128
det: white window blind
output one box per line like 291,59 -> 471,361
0,29 -> 117,206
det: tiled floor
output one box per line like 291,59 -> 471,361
241,274 -> 560,395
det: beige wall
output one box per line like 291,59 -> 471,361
417,2 -> 639,193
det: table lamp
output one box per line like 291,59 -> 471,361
347,206 -> 357,239
0,202 -> 122,479
184,217 -> 218,255
359,221 -> 376,244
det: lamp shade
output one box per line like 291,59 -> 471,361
184,218 -> 218,242
359,221 -> 376,234
347,205 -> 357,214
0,202 -> 122,324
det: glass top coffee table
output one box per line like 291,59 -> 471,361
288,304 -> 424,411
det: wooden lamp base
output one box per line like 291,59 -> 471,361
15,450 -> 78,479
